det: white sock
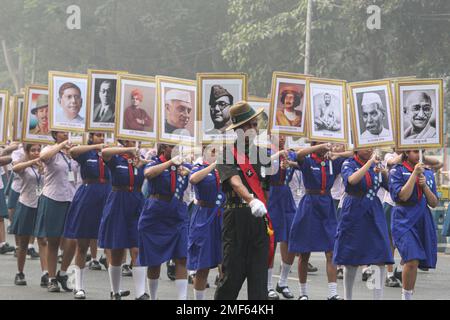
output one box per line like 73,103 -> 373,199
362,266 -> 370,274
42,270 -> 48,276
387,271 -> 394,278
344,266 -> 358,300
108,265 -> 122,294
402,289 -> 413,300
194,289 -> 205,300
300,283 -> 308,297
279,262 -> 292,287
175,279 -> 188,300
74,266 -> 85,291
59,270 -> 67,277
374,266 -> 385,300
0,242 -> 6,246
267,268 -> 273,291
328,282 -> 337,298
132,266 -> 147,298
28,244 -> 34,249
149,279 -> 159,300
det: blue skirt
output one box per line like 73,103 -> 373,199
34,195 -> 71,238
187,205 -> 222,271
333,196 -> 394,266
393,209 -> 437,269
288,194 -> 337,254
98,191 -> 143,249
1,174 -> 7,194
10,202 -> 37,236
138,197 -> 188,267
0,190 -> 8,218
268,185 -> 296,243
7,189 -> 20,210
64,183 -> 112,239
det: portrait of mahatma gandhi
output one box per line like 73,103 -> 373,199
403,91 -> 436,140
358,92 -> 389,138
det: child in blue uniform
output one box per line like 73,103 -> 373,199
138,144 -> 191,300
98,140 -> 148,300
333,149 -> 394,300
267,135 -> 298,300
64,133 -> 112,299
288,142 -> 350,300
389,150 -> 439,300
187,145 -> 223,300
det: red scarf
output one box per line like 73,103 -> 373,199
402,161 -> 423,201
231,146 -> 275,266
353,155 -> 372,188
160,154 -> 176,194
121,154 -> 134,192
311,153 -> 327,194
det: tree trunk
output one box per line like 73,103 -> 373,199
1,40 -> 19,92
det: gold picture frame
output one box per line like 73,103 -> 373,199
157,75 -> 197,146
395,78 -> 444,150
115,73 -> 157,143
269,72 -> 309,137
347,80 -> 396,150
197,72 -> 248,144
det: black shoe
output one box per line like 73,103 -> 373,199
56,271 -> 72,292
337,268 -> 344,280
166,260 -> 176,281
328,295 -> 343,300
362,268 -> 373,282
268,289 -> 280,300
74,289 -> 86,300
88,260 -> 102,271
99,255 -> 108,270
298,295 -> 309,300
308,263 -> 318,273
136,293 -> 150,300
385,275 -> 401,288
40,273 -> 49,288
110,290 -> 131,299
48,279 -> 60,292
394,267 -> 403,282
0,243 -> 15,254
14,272 -> 27,286
276,283 -> 294,299
27,248 -> 40,259
121,264 -> 132,277
111,292 -> 121,300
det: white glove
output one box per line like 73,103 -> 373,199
249,199 -> 267,218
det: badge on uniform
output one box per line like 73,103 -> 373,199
321,161 -> 326,167
35,186 -> 42,197
171,166 -> 176,171
68,170 -> 75,182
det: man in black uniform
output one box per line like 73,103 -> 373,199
214,101 -> 272,300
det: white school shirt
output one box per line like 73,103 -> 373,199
41,146 -> 79,202
17,166 -> 44,208
11,147 -> 25,192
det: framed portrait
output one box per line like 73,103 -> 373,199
286,136 -> 309,150
22,85 -> 54,144
269,72 -> 308,137
157,76 -> 197,146
87,69 -> 126,132
0,91 -> 9,145
307,78 -> 347,144
396,79 -> 444,150
115,74 -> 157,143
248,96 -> 270,147
12,95 -> 25,142
197,73 -> 247,144
348,80 -> 395,149
49,71 -> 88,133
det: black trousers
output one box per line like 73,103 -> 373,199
214,207 -> 269,300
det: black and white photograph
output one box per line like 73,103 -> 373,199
197,73 -> 247,143
308,79 -> 347,143
397,79 -> 443,149
348,81 -> 396,149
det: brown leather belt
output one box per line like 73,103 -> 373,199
305,189 -> 331,196
196,200 -> 215,208
83,178 -> 109,185
112,186 -> 142,193
149,194 -> 173,202
396,201 -> 415,207
347,191 -> 366,198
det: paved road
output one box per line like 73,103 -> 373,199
1,232 -> 450,300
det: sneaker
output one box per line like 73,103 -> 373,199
40,273 -> 49,288
110,290 -> 131,299
166,260 -> 176,281
27,248 -> 40,259
385,275 -> 401,288
88,260 -> 102,271
362,268 -> 373,282
394,267 -> 402,282
48,279 -> 60,292
276,283 -> 294,299
337,268 -> 344,280
308,263 -> 318,273
0,243 -> 15,254
298,295 -> 309,300
267,289 -> 280,300
121,264 -> 132,277
99,255 -> 108,270
56,271 -> 72,292
135,293 -> 150,300
14,272 -> 27,286
111,292 -> 121,300
328,295 -> 343,300
74,289 -> 86,300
